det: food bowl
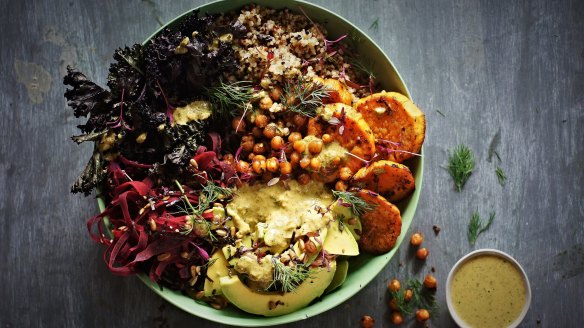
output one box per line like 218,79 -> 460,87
97,0 -> 423,325
446,249 -> 532,328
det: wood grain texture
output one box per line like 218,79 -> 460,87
1,0 -> 583,327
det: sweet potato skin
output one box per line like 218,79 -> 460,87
355,189 -> 402,254
355,92 -> 425,163
352,160 -> 415,202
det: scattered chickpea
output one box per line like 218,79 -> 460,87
290,152 -> 301,167
410,232 -> 424,247
424,274 -> 437,289
266,157 -> 279,173
293,140 -> 306,153
270,86 -> 282,101
263,125 -> 277,139
390,311 -> 404,325
388,279 -> 401,292
339,166 -> 353,181
404,289 -> 413,302
297,173 -> 311,185
279,161 -> 292,175
416,248 -> 429,260
253,142 -> 267,154
335,180 -> 348,191
259,96 -> 273,110
252,157 -> 266,174
232,117 -> 245,132
360,315 -> 375,328
310,157 -> 322,171
255,114 -> 269,128
388,298 -> 399,311
270,136 -> 284,150
416,309 -> 430,322
308,139 -> 323,154
322,133 -> 333,144
288,132 -> 303,143
299,157 -> 311,169
241,136 -> 255,152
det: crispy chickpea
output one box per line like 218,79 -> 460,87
404,289 -> 413,302
288,132 -> 302,143
252,126 -> 263,138
299,157 -> 311,169
310,157 -> 322,171
236,160 -> 251,174
259,96 -> 273,110
308,139 -> 323,154
270,136 -> 284,150
270,86 -> 282,101
241,139 -> 254,153
297,173 -> 311,185
290,152 -> 301,167
424,274 -> 437,289
410,232 -> 424,246
255,114 -> 269,128
263,125 -> 277,139
335,180 -> 348,191
252,158 -> 266,174
232,117 -> 245,132
253,142 -> 267,154
322,133 -> 333,144
360,315 -> 374,328
266,157 -> 279,173
388,298 -> 399,311
292,114 -> 307,127
388,279 -> 401,292
293,140 -> 306,153
416,248 -> 429,260
222,153 -> 234,164
279,161 -> 292,175
332,156 -> 342,166
416,309 -> 430,322
390,311 -> 404,325
339,166 -> 353,181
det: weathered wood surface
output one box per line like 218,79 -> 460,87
1,0 -> 583,327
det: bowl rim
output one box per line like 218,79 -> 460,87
445,248 -> 532,328
96,0 -> 424,326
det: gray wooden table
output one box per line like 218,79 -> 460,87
1,0 -> 583,327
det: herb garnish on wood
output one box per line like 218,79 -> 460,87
468,211 -> 496,245
447,144 -> 475,192
495,166 -> 507,186
390,279 -> 438,317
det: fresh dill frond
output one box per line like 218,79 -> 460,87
468,211 -> 495,245
447,144 -> 475,192
332,190 -> 375,216
349,56 -> 376,80
200,181 -> 234,206
495,166 -> 507,186
390,279 -> 439,318
205,80 -> 253,118
436,110 -> 445,117
368,18 -> 379,32
487,130 -> 501,163
283,77 -> 328,117
267,259 -> 312,293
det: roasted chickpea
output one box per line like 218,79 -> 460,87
253,142 -> 267,154
416,309 -> 430,322
292,114 -> 307,127
288,132 -> 302,143
252,157 -> 266,174
236,160 -> 251,173
416,248 -> 429,260
335,180 -> 348,191
259,96 -> 273,110
270,86 -> 282,101
255,114 -> 269,128
388,279 -> 401,292
266,157 -> 279,173
388,298 -> 399,311
241,139 -> 254,152
424,274 -> 437,289
297,173 -> 311,185
360,315 -> 374,328
308,139 -> 323,154
322,133 -> 333,144
290,152 -> 301,167
270,136 -> 284,150
332,156 -> 342,166
339,166 -> 353,181
279,161 -> 292,175
252,126 -> 263,138
263,125 -> 277,139
293,140 -> 306,153
404,289 -> 413,302
299,157 -> 311,169
232,117 -> 245,132
390,311 -> 404,325
410,232 -> 424,246
310,157 -> 322,171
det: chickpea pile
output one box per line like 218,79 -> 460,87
230,88 -> 352,188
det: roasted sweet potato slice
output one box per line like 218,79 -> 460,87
355,92 -> 425,163
314,77 -> 353,105
355,189 -> 402,254
352,160 -> 415,202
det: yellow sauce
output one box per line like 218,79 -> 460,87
450,255 -> 527,328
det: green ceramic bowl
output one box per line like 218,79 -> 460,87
97,0 -> 423,326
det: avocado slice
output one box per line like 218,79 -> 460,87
325,260 -> 349,293
203,250 -> 230,296
323,217 -> 359,256
220,261 -> 337,316
329,201 -> 362,241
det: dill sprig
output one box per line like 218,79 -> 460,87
332,190 -> 376,216
283,76 -> 328,117
495,166 -> 507,186
468,211 -> 496,245
267,259 -> 312,293
349,56 -> 376,80
447,144 -> 475,192
390,279 -> 439,317
205,80 -> 253,117
368,18 -> 379,32
487,130 -> 501,163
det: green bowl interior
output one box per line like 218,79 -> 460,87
97,0 -> 423,326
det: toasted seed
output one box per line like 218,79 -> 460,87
157,252 -> 171,261
180,251 -> 190,259
215,229 -> 228,237
148,218 -> 157,232
230,226 -> 236,237
190,159 -> 199,169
